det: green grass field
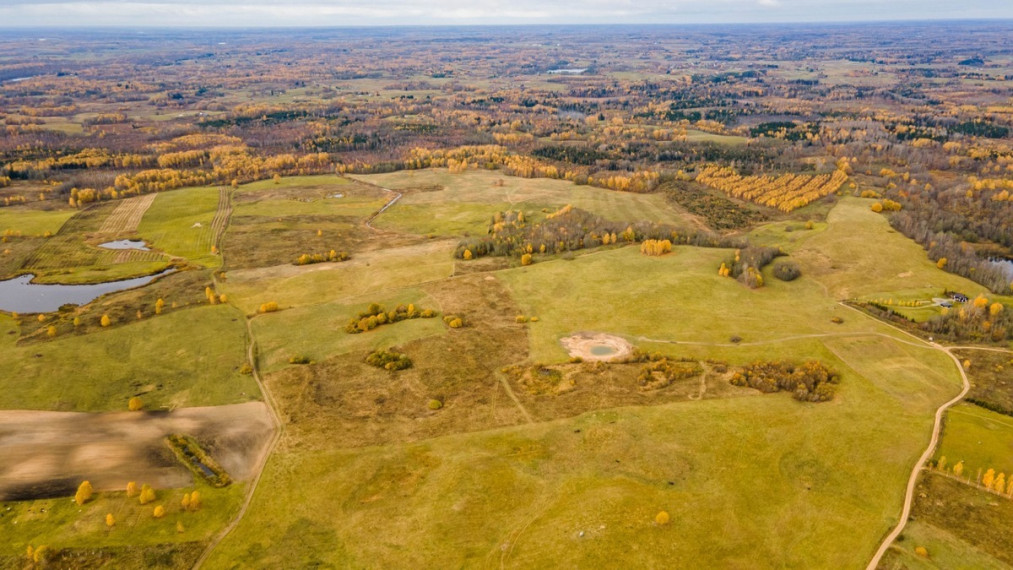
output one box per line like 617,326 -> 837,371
0,306 -> 259,412
354,169 -> 695,236
0,207 -> 75,236
205,336 -> 959,568
223,240 -> 456,315
0,173 -> 993,568
0,481 -> 246,567
250,287 -> 446,373
934,403 -> 1013,477
138,187 -> 221,268
201,194 -> 967,568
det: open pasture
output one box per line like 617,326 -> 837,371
353,169 -> 696,236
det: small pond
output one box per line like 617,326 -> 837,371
0,269 -> 174,313
99,239 -> 150,251
589,344 -> 618,357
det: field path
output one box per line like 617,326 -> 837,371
192,192 -> 280,570
495,370 -> 534,424
865,345 -> 969,569
192,315 -> 282,570
364,184 -> 402,229
98,192 -> 157,234
209,187 -> 232,248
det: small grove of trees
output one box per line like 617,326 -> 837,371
258,301 -> 279,313
365,349 -> 413,371
730,360 -> 839,402
870,199 -> 902,213
920,295 -> 1011,343
294,250 -> 349,266
345,302 -> 438,334
640,239 -> 672,256
718,246 -> 784,288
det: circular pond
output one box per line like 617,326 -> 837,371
589,344 -> 618,357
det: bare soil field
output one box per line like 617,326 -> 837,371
0,402 -> 273,501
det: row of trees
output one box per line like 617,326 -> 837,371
294,250 -> 349,266
345,302 -> 438,334
695,165 -> 849,212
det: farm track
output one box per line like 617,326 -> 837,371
98,193 -> 157,235
209,187 -> 232,249
192,187 -> 278,570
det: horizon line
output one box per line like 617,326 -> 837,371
1,18 -> 1013,31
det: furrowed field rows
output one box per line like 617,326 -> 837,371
97,192 -> 157,235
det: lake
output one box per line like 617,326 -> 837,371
0,269 -> 173,313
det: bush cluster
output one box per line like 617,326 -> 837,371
443,314 -> 465,328
730,360 -> 838,402
637,358 -> 703,391
365,349 -> 413,371
772,260 -> 802,281
294,250 -> 350,265
345,302 -> 438,334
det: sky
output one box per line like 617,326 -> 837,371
0,0 -> 1010,27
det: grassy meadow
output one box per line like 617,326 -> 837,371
0,170 -> 1000,568
353,168 -> 695,236
137,186 -> 222,268
202,183 -> 971,569
0,306 -> 258,412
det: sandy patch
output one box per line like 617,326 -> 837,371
0,401 -> 274,500
560,332 -> 633,362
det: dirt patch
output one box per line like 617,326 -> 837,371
0,402 -> 273,500
560,332 -> 633,362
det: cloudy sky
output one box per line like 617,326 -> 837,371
0,0 -> 1009,27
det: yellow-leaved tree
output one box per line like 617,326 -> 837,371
75,480 -> 93,505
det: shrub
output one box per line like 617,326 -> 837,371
258,301 -> 279,313
288,355 -> 311,364
638,358 -> 703,391
772,261 -> 801,281
427,399 -> 443,410
128,396 -> 143,411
